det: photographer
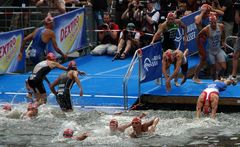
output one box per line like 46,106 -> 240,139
136,0 -> 160,46
143,0 -> 160,33
228,1 -> 240,83
114,23 -> 141,60
91,12 -> 119,56
121,0 -> 139,26
134,3 -> 147,30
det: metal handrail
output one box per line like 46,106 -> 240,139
123,49 -> 140,110
225,36 -> 238,51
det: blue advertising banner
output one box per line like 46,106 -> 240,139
0,30 -> 25,74
175,10 -> 200,55
47,7 -> 87,55
140,42 -> 162,83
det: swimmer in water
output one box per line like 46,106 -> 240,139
196,78 -> 237,119
129,117 -> 159,138
109,113 -> 147,135
63,128 -> 89,141
2,103 -> 12,111
21,103 -> 38,119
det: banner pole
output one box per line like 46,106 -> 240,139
137,49 -> 142,104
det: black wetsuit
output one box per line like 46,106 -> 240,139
56,72 -> 75,111
28,60 -> 52,94
162,23 -> 179,52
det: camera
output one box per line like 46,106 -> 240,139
234,0 -> 240,10
129,3 -> 134,9
138,1 -> 147,10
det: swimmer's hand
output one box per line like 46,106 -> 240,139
78,71 -> 86,76
75,132 -> 89,141
79,90 -> 83,96
139,112 -> 147,119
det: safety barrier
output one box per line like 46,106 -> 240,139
225,36 -> 238,51
123,49 -> 141,110
0,5 -> 97,44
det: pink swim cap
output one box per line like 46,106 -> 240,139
3,104 -> 12,111
46,52 -> 56,61
167,12 -> 176,20
63,128 -> 74,138
132,117 -> 141,124
44,13 -> 54,24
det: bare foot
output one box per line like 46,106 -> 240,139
174,81 -> 180,87
192,77 -> 202,84
181,76 -> 187,85
155,78 -> 161,85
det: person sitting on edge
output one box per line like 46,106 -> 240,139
129,117 -> 159,138
63,128 -> 89,141
196,78 -> 237,119
50,61 -> 84,112
18,13 -> 67,65
109,112 -> 146,135
114,23 -> 141,60
25,52 -> 68,106
162,48 -> 189,91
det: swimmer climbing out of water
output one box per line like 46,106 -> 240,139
162,48 -> 189,91
109,112 -> 147,134
50,60 -> 84,112
63,128 -> 89,141
196,78 -> 237,119
26,52 -> 68,106
129,117 -> 159,138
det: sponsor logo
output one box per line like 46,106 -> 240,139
143,55 -> 161,72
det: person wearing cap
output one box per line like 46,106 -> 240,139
50,60 -> 84,112
193,4 -> 224,84
114,23 -> 141,60
2,103 -> 12,111
21,102 -> 39,119
150,12 -> 187,52
25,52 -> 68,106
196,14 -> 226,81
129,117 -> 159,138
162,48 -> 189,91
62,128 -> 89,141
196,78 -> 236,119
18,13 -> 67,65
109,112 -> 146,135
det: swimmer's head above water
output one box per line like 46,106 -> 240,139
63,128 -> 74,138
109,119 -> 118,131
3,103 -> 12,111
